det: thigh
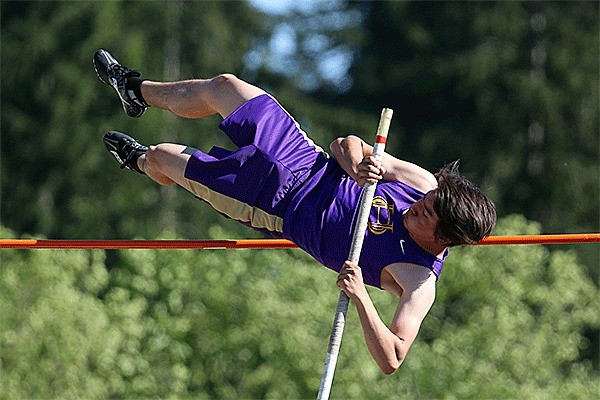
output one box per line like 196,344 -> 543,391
219,94 -> 325,170
183,145 -> 290,235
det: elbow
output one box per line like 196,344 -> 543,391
381,365 -> 397,376
329,135 -> 361,153
381,363 -> 399,375
329,137 -> 345,154
380,346 -> 406,375
381,357 -> 403,375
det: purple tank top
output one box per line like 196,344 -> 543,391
283,158 -> 447,288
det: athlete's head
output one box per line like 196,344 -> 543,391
433,161 -> 496,246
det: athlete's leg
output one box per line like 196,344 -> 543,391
94,49 -> 266,120
140,74 -> 266,120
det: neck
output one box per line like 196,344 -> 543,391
402,218 -> 447,257
412,235 -> 447,258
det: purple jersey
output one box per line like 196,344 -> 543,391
184,94 -> 447,288
284,160 -> 447,288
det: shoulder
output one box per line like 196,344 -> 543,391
385,264 -> 436,334
381,262 -> 436,296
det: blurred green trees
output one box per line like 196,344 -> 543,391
254,0 -> 599,269
1,1 -> 598,398
2,1 -> 597,243
260,1 -> 598,236
1,216 -> 597,399
1,0 -> 266,240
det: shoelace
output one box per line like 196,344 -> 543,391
110,64 -> 141,80
120,141 -> 147,169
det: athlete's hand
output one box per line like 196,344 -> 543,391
337,261 -> 368,300
356,156 -> 386,187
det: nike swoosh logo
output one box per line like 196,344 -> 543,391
399,239 -> 406,254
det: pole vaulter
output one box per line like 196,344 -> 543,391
3,48 -> 600,397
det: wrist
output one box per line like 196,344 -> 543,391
349,286 -> 370,303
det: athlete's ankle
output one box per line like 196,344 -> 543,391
125,77 -> 148,107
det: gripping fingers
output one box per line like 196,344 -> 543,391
358,158 -> 384,185
336,261 -> 364,291
359,156 -> 384,177
359,170 -> 382,183
336,269 -> 354,287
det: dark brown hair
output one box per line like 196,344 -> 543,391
433,161 -> 496,246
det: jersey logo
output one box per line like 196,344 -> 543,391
368,196 -> 395,235
399,239 -> 406,254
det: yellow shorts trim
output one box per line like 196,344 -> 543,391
185,178 -> 284,233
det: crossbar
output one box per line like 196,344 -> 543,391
0,235 -> 598,250
0,239 -> 296,249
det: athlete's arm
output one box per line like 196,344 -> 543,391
329,135 -> 437,193
337,261 -> 436,374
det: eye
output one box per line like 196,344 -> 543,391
424,205 -> 434,217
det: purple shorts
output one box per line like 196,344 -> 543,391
183,94 -> 327,236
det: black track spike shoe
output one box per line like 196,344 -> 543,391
103,131 -> 148,173
94,49 -> 148,118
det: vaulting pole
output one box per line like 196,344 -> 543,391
317,108 -> 394,400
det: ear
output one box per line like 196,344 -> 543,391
438,237 -> 453,247
434,231 -> 453,247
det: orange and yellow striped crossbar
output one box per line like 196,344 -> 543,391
0,234 -> 598,249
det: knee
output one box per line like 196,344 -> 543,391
204,74 -> 264,117
208,73 -> 242,95
211,73 -> 240,86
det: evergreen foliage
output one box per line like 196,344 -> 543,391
252,0 -> 599,271
1,217 -> 597,399
1,1 -> 598,398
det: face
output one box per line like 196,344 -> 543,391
403,191 -> 441,244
